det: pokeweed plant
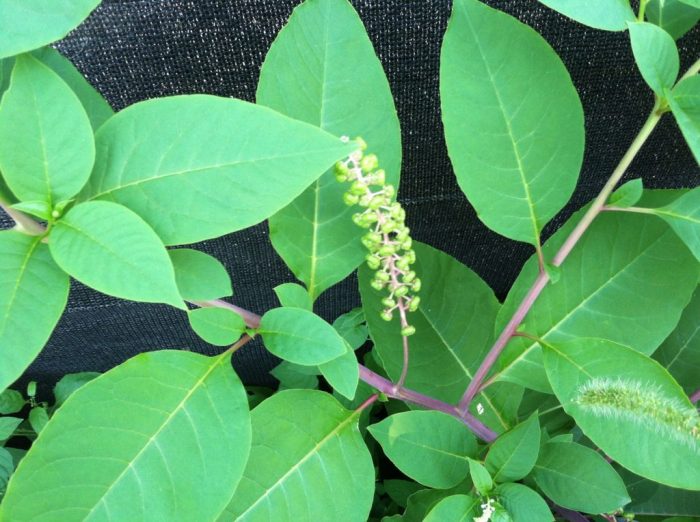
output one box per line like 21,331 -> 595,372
0,0 -> 698,520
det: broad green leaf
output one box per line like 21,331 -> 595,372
485,414 -> 540,483
258,307 -> 347,365
647,0 -> 700,39
532,440 -> 630,514
0,447 -> 13,494
169,248 -> 232,301
497,483 -> 553,522
609,178 -> 644,207
53,372 -> 100,406
0,390 -> 24,414
628,22 -> 679,95
0,231 -> 69,393
667,76 -> 700,162
318,341 -> 359,400
1,350 -> 251,521
368,410 -> 478,489
333,307 -> 368,349
543,338 -> 700,490
0,0 -> 101,59
360,242 -> 520,433
259,0 -> 401,300
440,0 -> 584,245
270,361 -> 319,390
0,58 -> 12,96
680,0 -> 700,6
402,488 -> 469,522
0,417 -> 22,440
538,0 -> 635,30
82,95 -> 355,246
624,469 -> 700,516
494,204 -> 698,392
649,187 -> 700,260
384,480 -> 423,508
274,283 -> 312,310
222,390 -> 374,521
28,407 -> 48,434
654,286 -> 700,393
0,54 -> 94,204
49,201 -> 185,309
31,46 -> 113,130
424,495 -> 479,522
188,307 -> 246,346
468,459 -> 493,495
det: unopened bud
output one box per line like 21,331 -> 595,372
380,310 -> 393,321
343,193 -> 359,206
408,296 -> 421,312
401,325 -> 416,336
360,154 -> 379,171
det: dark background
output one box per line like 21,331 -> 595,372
2,0 -> 698,387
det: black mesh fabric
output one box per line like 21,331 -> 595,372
2,0 -> 698,387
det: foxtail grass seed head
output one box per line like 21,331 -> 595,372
336,137 -> 420,336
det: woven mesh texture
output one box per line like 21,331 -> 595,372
1,0 -> 698,387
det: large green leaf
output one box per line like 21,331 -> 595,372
169,248 -> 232,301
49,201 -> 185,309
484,414 -> 540,483
537,0 -> 635,30
0,231 -> 69,392
1,350 -> 251,521
628,22 -> 679,95
493,205 -> 698,392
424,495 -> 479,522
0,54 -> 94,204
31,46 -> 113,130
647,0 -> 700,39
667,75 -> 700,164
258,307 -> 347,365
624,470 -> 700,516
368,411 -> 478,489
543,338 -> 700,490
0,0 -> 101,59
81,95 -> 355,246
654,286 -> 700,393
361,242 -> 520,433
221,390 -> 374,521
440,0 -> 584,245
649,187 -> 700,260
497,483 -> 553,522
532,440 -> 630,514
259,0 -> 401,300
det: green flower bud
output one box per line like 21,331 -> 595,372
335,171 -> 348,183
360,154 -> 379,171
350,181 -> 366,196
403,271 -> 416,283
354,137 -> 368,151
408,296 -> 421,312
394,285 -> 409,297
381,297 -> 396,308
401,325 -> 416,336
343,193 -> 359,206
372,169 -> 386,186
411,278 -> 422,292
380,220 -> 396,234
383,184 -> 395,199
406,249 -> 417,264
395,227 -> 409,242
361,237 -> 376,249
364,232 -> 382,244
395,257 -> 410,271
375,270 -> 390,282
358,195 -> 371,207
366,255 -> 381,270
380,310 -> 393,322
369,195 -> 386,210
364,212 -> 379,224
378,244 -> 396,257
335,161 -> 349,175
371,279 -> 385,291
401,238 -> 413,250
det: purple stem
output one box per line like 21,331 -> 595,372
554,505 -> 590,522
691,388 -> 700,404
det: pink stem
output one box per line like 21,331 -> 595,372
690,388 -> 700,404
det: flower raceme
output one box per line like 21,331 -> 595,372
335,138 -> 420,336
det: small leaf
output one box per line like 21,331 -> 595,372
368,410 -> 478,489
333,308 -> 368,350
318,341 -> 359,400
0,0 -> 101,59
0,417 -> 22,440
274,283 -> 312,310
496,483 -> 553,522
258,307 -> 347,365
646,0 -> 700,39
609,178 -> 644,207
424,494 -> 479,522
0,54 -> 94,203
468,459 -> 493,495
383,480 -> 423,508
532,440 -> 630,514
0,447 -> 14,493
188,307 -> 246,346
667,75 -> 700,164
53,372 -> 100,406
27,407 -> 48,434
623,468 -> 700,516
270,361 -> 319,390
221,390 -> 374,521
485,413 -> 540,483
628,22 -> 679,95
169,248 -> 232,301
537,0 -> 635,30
650,187 -> 700,260
0,390 -> 24,415
49,201 -> 185,309
9,201 -> 51,221
25,382 -> 35,399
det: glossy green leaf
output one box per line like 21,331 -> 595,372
28,407 -> 48,434
0,417 -> 22,441
0,231 -> 69,393
31,46 -> 113,130
319,341 -> 359,400
485,414 -> 540,483
259,0 -> 401,300
440,0 -> 584,245
82,95 -> 354,246
424,495 -> 479,522
609,178 -> 644,207
647,0 -> 700,39
53,372 -> 100,406
628,22 -> 679,95
384,480 -> 423,508
270,361 -> 319,390
169,248 -> 232,301
0,54 -> 94,204
624,469 -> 700,516
538,0 -> 635,30
334,308 -> 368,349
1,350 -> 251,521
468,459 -> 493,495
258,307 -> 347,365
496,483 -> 553,522
494,204 -> 698,392
654,286 -> 700,393
222,390 -> 373,521
360,242 -> 520,433
649,187 -> 700,260
0,390 -> 24,414
50,201 -> 184,309
0,0 -> 101,59
274,283 -> 312,310
368,410 -> 478,489
188,307 -> 246,346
543,337 -> 700,490
532,440 -> 630,514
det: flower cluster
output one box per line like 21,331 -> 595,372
335,137 -> 420,336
